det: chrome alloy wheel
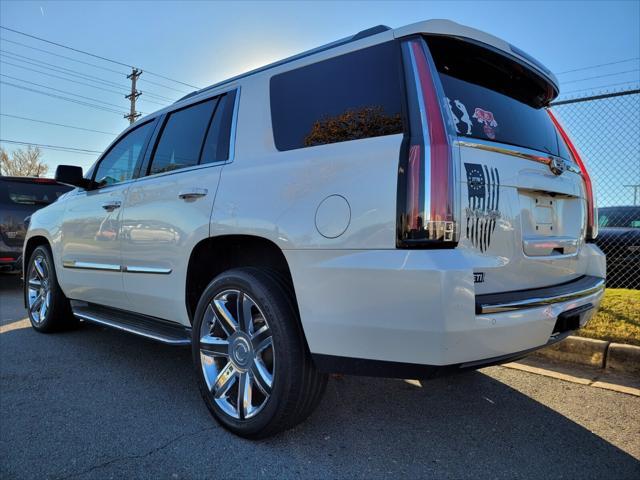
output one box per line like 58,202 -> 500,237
27,254 -> 51,325
199,289 -> 275,420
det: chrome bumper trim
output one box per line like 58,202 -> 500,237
478,277 -> 605,314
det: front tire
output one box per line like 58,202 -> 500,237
192,267 -> 327,438
25,245 -> 77,332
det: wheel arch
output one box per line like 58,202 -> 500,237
185,234 -> 300,326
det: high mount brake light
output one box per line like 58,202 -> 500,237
397,37 -> 457,247
547,109 -> 598,240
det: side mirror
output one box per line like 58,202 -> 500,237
55,165 -> 94,189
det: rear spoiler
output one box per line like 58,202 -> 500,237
394,19 -> 559,102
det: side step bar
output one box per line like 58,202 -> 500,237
71,302 -> 192,345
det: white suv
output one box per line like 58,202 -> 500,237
23,20 -> 606,438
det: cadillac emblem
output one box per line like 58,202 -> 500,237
549,157 -> 567,176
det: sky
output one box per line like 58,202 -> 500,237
0,0 -> 639,178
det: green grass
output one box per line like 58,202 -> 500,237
578,288 -> 640,346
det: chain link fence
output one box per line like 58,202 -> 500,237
550,88 -> 640,289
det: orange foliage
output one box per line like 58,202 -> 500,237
304,106 -> 402,147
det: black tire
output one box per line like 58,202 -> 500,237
192,267 -> 328,439
25,245 -> 77,332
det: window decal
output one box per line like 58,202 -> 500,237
465,163 -> 501,252
454,99 -> 473,135
472,108 -> 498,140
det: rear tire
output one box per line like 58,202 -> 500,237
25,245 -> 77,332
192,267 -> 327,438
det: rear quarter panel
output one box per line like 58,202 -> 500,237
211,73 -> 402,250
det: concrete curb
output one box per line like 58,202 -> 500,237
534,336 -> 608,368
606,343 -> 640,375
534,336 -> 640,375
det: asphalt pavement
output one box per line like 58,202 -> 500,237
1,273 -> 639,479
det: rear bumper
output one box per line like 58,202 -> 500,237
285,244 -> 606,371
313,331 -> 572,379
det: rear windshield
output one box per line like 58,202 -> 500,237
425,35 -> 566,158
0,179 -> 71,206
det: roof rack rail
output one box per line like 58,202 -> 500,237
176,25 -> 391,103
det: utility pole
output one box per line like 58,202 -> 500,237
124,67 -> 142,124
623,184 -> 640,206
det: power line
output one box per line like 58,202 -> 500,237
0,58 -> 174,104
0,73 -> 135,109
0,63 -> 168,107
1,80 -> 129,115
0,51 -> 176,102
0,139 -> 102,155
559,81 -> 640,95
0,114 -> 118,136
556,57 -> 640,75
0,25 -> 200,90
0,50 -> 134,90
0,36 -> 128,75
561,69 -> 640,84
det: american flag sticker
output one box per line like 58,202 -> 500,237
465,163 -> 501,252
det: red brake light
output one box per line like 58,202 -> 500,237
398,37 -> 456,247
547,109 -> 598,239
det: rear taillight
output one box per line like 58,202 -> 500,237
547,109 -> 598,240
397,37 -> 457,247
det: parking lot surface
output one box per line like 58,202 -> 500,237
1,273 -> 639,479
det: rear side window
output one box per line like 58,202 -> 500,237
148,91 -> 236,175
270,41 -> 404,151
426,35 -> 564,157
150,99 -> 218,175
201,91 -> 236,164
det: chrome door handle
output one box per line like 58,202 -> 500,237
178,188 -> 208,200
101,201 -> 122,211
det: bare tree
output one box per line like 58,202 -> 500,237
0,146 -> 48,177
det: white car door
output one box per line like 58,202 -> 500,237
120,90 -> 238,325
60,120 -> 156,310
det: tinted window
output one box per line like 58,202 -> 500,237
598,208 -> 640,228
1,180 -> 70,205
426,35 -> 564,157
201,91 -> 236,164
150,99 -> 217,175
94,121 -> 154,187
270,42 -> 404,151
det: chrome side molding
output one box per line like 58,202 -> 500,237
122,265 -> 172,274
62,260 -> 121,271
63,260 -> 171,274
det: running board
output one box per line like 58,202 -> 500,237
71,302 -> 192,345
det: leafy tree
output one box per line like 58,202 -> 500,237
304,106 -> 403,147
0,146 -> 48,177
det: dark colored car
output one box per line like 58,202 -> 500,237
0,176 -> 72,272
596,206 -> 640,289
